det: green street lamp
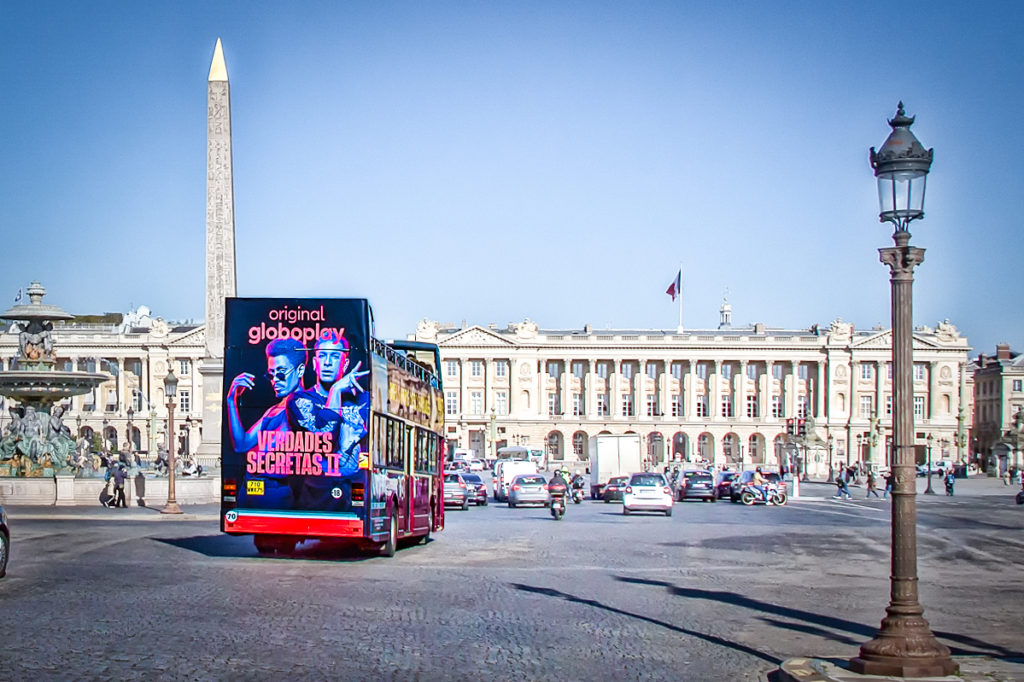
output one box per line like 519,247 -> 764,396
161,367 -> 182,515
850,104 -> 956,677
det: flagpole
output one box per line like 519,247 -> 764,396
677,263 -> 684,333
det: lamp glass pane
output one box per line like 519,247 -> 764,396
877,170 -> 926,221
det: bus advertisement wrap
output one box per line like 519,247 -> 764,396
221,298 -> 371,522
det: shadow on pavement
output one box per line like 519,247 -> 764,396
615,577 -> 1024,659
509,582 -> 781,665
155,534 -> 398,563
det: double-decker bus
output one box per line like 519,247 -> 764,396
220,298 -> 444,556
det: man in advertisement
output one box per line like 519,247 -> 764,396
287,329 -> 369,509
226,338 -> 308,507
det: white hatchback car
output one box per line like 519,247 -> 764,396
622,472 -> 674,516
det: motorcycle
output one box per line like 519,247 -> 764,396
550,493 -> 566,520
1015,488 -> 1024,506
740,483 -> 788,506
571,487 -> 584,504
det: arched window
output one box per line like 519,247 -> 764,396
672,432 -> 688,460
547,431 -> 563,460
573,431 -> 588,460
647,432 -> 664,465
723,433 -> 740,464
521,390 -> 530,410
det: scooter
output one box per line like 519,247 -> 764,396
740,483 -> 788,506
1015,488 -> 1024,505
571,487 -> 584,504
550,493 -> 566,520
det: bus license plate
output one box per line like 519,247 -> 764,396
246,480 -> 264,496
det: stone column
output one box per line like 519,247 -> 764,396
928,361 -> 938,420
875,360 -> 886,420
684,363 -> 694,418
850,360 -> 860,423
610,361 -> 620,417
789,361 -> 799,418
738,360 -> 749,420
711,361 -> 722,418
586,360 -> 596,418
563,360 -> 572,417
763,361 -> 773,420
817,361 -> 826,418
637,361 -> 648,418
662,360 -> 672,418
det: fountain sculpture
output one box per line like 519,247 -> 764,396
0,282 -> 106,477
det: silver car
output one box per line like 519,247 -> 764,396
508,474 -> 549,508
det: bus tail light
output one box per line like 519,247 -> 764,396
224,479 -> 237,495
351,483 -> 365,502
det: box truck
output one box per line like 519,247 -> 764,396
589,434 -> 643,499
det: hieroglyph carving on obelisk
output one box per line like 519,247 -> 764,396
197,38 -> 236,461
205,37 -> 236,358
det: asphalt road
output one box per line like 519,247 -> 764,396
1,489 -> 1022,681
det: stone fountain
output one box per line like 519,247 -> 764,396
0,282 -> 106,477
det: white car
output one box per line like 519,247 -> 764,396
469,459 -> 485,471
622,472 -> 674,516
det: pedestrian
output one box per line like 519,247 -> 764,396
834,469 -> 852,500
944,470 -> 956,496
883,471 -> 894,499
112,464 -> 128,508
98,480 -> 113,508
840,469 -> 853,500
866,470 -> 881,498
1003,470 -> 1012,486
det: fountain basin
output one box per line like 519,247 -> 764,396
0,371 -> 107,402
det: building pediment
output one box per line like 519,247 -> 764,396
168,326 -> 206,346
440,326 -> 515,347
850,329 -> 943,350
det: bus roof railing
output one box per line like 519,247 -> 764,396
370,337 -> 441,388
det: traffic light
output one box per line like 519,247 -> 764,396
785,418 -> 794,436
797,419 -> 807,437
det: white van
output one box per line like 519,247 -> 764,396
494,459 -> 539,502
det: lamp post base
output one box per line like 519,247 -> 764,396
161,502 -> 183,515
850,613 -> 958,677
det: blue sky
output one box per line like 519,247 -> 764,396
1,1 -> 1021,355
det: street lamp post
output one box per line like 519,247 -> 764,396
827,434 -> 835,481
924,433 -> 935,495
850,104 -> 956,676
161,368 -> 183,515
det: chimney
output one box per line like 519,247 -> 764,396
997,343 -> 1011,360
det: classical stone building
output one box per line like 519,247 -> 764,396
0,307 -> 205,460
971,344 -> 1024,474
412,311 -> 973,477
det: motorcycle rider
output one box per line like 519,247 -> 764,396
752,467 -> 770,503
548,469 -> 570,507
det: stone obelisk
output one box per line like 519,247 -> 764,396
197,38 -> 236,464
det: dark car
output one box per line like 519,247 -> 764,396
601,476 -> 630,503
0,504 -> 8,578
729,470 -> 786,502
443,472 -> 469,510
677,470 -> 716,502
715,472 -> 737,499
460,473 -> 489,506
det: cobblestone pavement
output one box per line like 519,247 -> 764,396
0,489 -> 1021,681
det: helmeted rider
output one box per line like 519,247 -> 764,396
752,467 -> 770,503
549,469 -> 570,503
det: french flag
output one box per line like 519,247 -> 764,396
665,270 -> 681,301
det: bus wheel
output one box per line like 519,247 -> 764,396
382,512 -> 397,558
